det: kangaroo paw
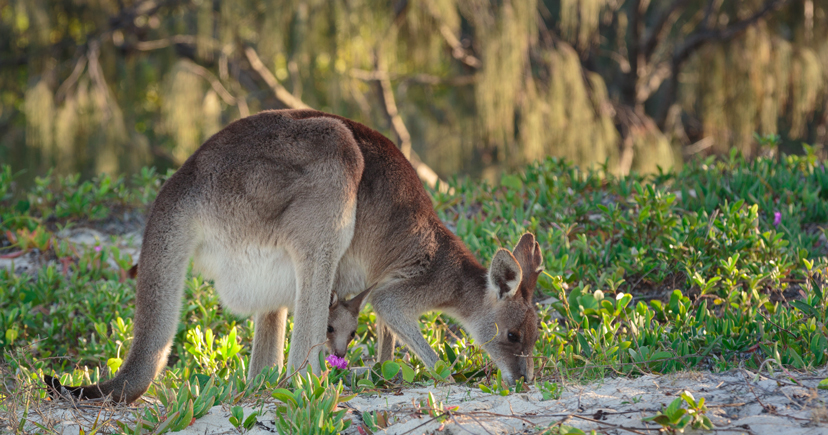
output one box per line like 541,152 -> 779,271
43,375 -> 101,400
43,375 -> 79,400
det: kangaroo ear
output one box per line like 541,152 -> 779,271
343,284 -> 375,316
512,233 -> 543,275
330,291 -> 339,308
489,248 -> 523,300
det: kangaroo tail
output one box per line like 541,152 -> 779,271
45,170 -> 198,403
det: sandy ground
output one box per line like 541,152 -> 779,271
13,369 -> 828,434
0,227 -> 142,276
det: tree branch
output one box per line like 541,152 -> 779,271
422,0 -> 481,68
350,69 -> 476,86
180,60 -> 239,106
243,46 -> 311,110
672,0 -> 790,69
134,35 -> 201,51
656,0 -> 792,128
636,62 -> 671,102
373,54 -> 411,160
368,53 -> 449,193
621,0 -> 643,107
0,0 -> 184,71
54,55 -> 87,104
701,0 -> 721,30
639,0 -> 694,61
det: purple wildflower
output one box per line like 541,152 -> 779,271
95,245 -> 102,252
326,354 -> 348,370
773,211 -> 781,227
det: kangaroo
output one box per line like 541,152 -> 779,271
44,109 -> 542,403
327,285 -> 372,359
126,264 -> 370,360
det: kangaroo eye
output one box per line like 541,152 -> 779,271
350,331 -> 356,338
507,332 -> 520,343
327,325 -> 334,333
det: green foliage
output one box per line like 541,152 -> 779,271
184,326 -> 244,377
362,410 -> 391,433
415,392 -> 458,424
541,422 -> 597,435
271,371 -> 354,435
478,370 -> 527,396
642,391 -> 713,433
536,380 -> 563,401
115,375 -> 233,434
228,406 -> 259,432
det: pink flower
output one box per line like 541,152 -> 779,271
94,245 -> 102,252
773,211 -> 781,227
326,354 -> 348,369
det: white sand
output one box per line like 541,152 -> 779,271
15,369 -> 828,434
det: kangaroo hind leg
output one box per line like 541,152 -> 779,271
249,307 -> 288,382
377,318 -> 397,362
285,222 -> 355,374
262,114 -> 364,375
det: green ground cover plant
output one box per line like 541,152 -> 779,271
1,144 -> 827,432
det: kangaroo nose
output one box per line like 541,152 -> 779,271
335,351 -> 346,358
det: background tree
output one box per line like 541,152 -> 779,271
0,0 -> 824,187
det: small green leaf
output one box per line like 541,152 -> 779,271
381,361 -> 400,380
400,363 -> 416,383
272,390 -> 298,406
500,174 -> 523,190
243,412 -> 258,430
444,342 -> 457,364
5,328 -> 18,344
106,357 -> 123,375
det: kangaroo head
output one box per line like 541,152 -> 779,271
479,233 -> 543,384
326,286 -> 373,358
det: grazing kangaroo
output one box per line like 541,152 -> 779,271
45,110 -> 542,403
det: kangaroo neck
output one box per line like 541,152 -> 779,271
432,230 -> 491,322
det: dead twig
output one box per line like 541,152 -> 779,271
422,0 -> 481,68
243,46 -> 311,110
350,69 -> 476,86
368,52 -> 451,193
55,55 -> 87,104
570,414 -> 651,434
373,52 -> 412,160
